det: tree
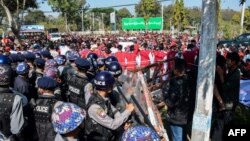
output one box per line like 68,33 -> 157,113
163,5 -> 174,30
117,8 -> 132,18
0,0 -> 37,42
135,0 -> 161,21
186,7 -> 201,25
48,0 -> 86,31
91,8 -> 115,30
173,0 -> 188,31
117,8 -> 132,30
24,10 -> 46,24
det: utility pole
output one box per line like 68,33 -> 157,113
161,3 -> 164,33
81,9 -> 84,32
65,13 -> 68,32
101,13 -> 104,30
92,12 -> 95,31
240,1 -> 246,34
191,0 -> 218,141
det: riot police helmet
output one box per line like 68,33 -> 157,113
75,58 -> 91,71
94,71 -> 115,91
0,55 -> 11,65
87,52 -> 98,61
107,61 -> 122,77
104,56 -> 118,66
66,51 -> 80,61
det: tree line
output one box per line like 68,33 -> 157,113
0,0 -> 249,41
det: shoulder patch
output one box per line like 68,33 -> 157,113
97,108 -> 106,119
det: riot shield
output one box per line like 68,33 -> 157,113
118,69 -> 169,140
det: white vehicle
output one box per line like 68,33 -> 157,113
49,33 -> 61,41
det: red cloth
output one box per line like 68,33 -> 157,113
154,51 -> 167,62
81,49 -> 90,58
114,51 -> 127,69
139,50 -> 150,67
167,50 -> 177,71
183,50 -> 197,70
125,52 -> 137,71
133,43 -> 139,55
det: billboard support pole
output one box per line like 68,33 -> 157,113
161,4 -> 164,32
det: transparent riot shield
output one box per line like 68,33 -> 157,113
118,69 -> 169,141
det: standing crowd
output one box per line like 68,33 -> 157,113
0,32 -> 248,141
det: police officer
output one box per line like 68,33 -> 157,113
107,61 -> 125,111
62,51 -> 79,83
97,57 -> 106,72
0,63 -> 27,140
67,58 -> 93,108
33,76 -> 61,141
85,71 -> 135,141
34,58 -> 46,88
14,62 -> 32,101
41,50 -> 52,61
86,52 -> 98,82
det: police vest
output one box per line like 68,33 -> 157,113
33,97 -> 57,141
85,93 -> 115,141
67,74 -> 89,108
0,93 -> 15,137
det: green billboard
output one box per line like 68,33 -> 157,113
122,17 -> 163,30
148,17 -> 163,30
122,18 -> 145,30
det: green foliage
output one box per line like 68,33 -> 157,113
90,8 -> 115,30
48,0 -> 86,23
118,8 -> 132,18
135,0 -> 161,22
173,0 -> 188,30
244,7 -> 250,31
117,8 -> 132,30
1,0 -> 37,14
233,104 -> 250,125
24,10 -> 46,24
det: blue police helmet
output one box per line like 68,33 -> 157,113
66,51 -> 80,61
97,57 -> 105,67
34,58 -> 46,68
94,71 -> 115,90
16,62 -> 30,75
104,56 -> 118,66
75,58 -> 91,71
17,53 -> 25,62
122,125 -> 160,141
9,54 -> 19,63
54,55 -> 66,66
0,55 -> 10,65
87,52 -> 98,61
24,52 -> 36,62
41,50 -> 52,58
107,61 -> 122,77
